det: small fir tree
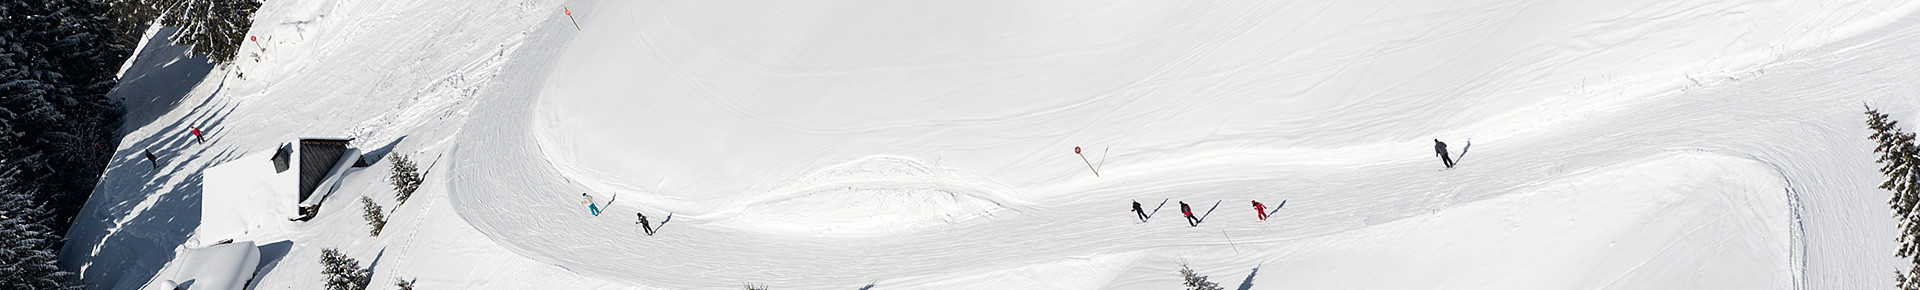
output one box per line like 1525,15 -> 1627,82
1178,263 -> 1222,290
388,154 -> 422,205
320,248 -> 370,290
360,197 -> 386,237
394,277 -> 415,290
1870,105 -> 1920,290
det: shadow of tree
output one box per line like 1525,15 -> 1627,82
111,26 -> 215,137
359,136 -> 407,166
60,87 -> 243,289
1237,266 -> 1258,290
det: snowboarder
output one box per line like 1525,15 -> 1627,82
1252,200 -> 1268,221
581,193 -> 600,216
144,149 -> 159,169
1434,139 -> 1453,168
1131,200 -> 1148,222
190,127 -> 205,144
1181,201 -> 1198,227
636,213 -> 653,235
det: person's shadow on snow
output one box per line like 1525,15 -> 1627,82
1197,200 -> 1223,223
651,213 -> 674,234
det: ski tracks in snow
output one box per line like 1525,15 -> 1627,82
438,0 -> 1920,288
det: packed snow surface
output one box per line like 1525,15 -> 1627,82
57,0 -> 1920,289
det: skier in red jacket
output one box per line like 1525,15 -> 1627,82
1181,201 -> 1198,227
191,127 -> 205,144
1252,200 -> 1268,220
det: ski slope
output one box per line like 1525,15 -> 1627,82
58,0 -> 1920,289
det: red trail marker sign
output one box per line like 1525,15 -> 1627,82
565,8 -> 581,31
1075,146 -> 1099,177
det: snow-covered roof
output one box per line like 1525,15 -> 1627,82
199,149 -> 299,241
140,241 -> 260,290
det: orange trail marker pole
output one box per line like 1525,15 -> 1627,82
565,8 -> 581,31
1075,146 -> 1099,177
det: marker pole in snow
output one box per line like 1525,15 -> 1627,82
1222,229 -> 1240,253
565,8 -> 581,31
1075,146 -> 1099,177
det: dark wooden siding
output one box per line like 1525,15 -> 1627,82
298,138 -> 352,202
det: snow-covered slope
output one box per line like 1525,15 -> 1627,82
60,0 -> 1920,289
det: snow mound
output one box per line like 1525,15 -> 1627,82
724,156 -> 1016,236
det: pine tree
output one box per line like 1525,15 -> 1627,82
0,188 -> 78,289
320,248 -> 370,290
1868,105 -> 1920,290
2,0 -> 133,231
388,154 -> 422,205
101,0 -> 262,65
0,1 -> 133,288
360,197 -> 385,237
1178,264 -> 1222,290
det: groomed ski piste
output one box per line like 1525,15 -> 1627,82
55,0 -> 1920,289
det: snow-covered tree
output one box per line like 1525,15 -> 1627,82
2,0 -> 132,224
388,154 -> 422,205
360,197 -> 386,237
102,0 -> 261,64
1869,105 -> 1920,290
0,1 -> 132,288
394,277 -> 415,290
320,248 -> 370,290
0,189 -> 78,289
1178,264 -> 1222,290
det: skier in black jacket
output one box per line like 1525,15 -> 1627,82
1435,139 -> 1453,168
144,149 -> 159,169
1131,200 -> 1147,222
636,213 -> 653,236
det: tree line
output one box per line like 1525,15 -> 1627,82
1,0 -> 259,288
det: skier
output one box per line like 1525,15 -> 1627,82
1181,201 -> 1198,227
144,149 -> 159,169
1434,139 -> 1453,168
581,193 -> 601,216
636,213 -> 653,235
1252,200 -> 1268,221
190,127 -> 205,144
1131,200 -> 1148,222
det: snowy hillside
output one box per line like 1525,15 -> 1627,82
58,0 -> 1920,289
